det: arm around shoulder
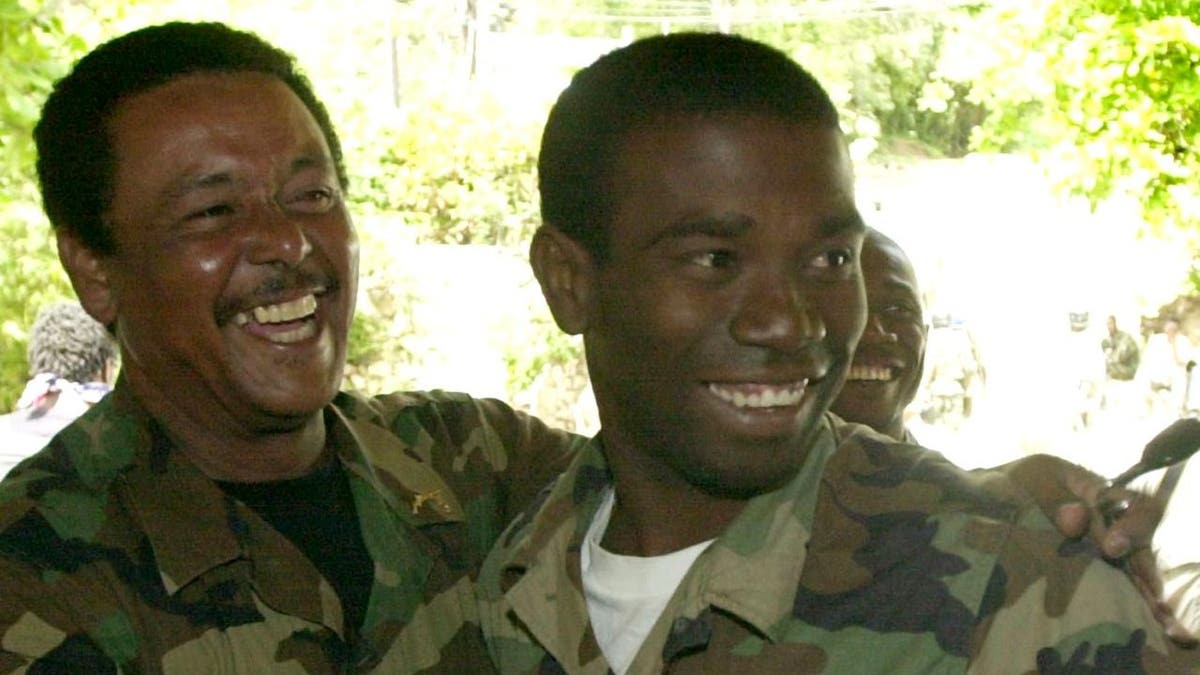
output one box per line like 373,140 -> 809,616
968,525 -> 1199,673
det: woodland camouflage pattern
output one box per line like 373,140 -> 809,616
478,415 -> 1200,674
0,381 -> 582,674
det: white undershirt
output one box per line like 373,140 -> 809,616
580,488 -> 715,675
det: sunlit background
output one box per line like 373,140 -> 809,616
3,0 -> 1197,479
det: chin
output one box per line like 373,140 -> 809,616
687,464 -> 799,500
682,437 -> 810,500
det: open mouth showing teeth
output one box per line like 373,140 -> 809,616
847,365 -> 895,382
232,294 -> 319,344
707,381 -> 807,408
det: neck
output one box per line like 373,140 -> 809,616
124,375 -> 329,483
882,417 -> 907,442
600,449 -> 747,557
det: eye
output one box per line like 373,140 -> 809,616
287,187 -> 338,214
185,204 -> 234,221
809,248 -> 853,269
690,249 -> 737,269
882,302 -> 921,319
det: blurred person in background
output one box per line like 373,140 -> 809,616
1143,318 -> 1195,421
0,301 -> 116,477
1100,313 -> 1142,431
1103,314 -> 1142,384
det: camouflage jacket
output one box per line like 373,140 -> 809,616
1103,330 -> 1142,381
0,380 -> 582,674
478,415 -> 1197,674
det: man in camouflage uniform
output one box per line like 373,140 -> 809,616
477,33 -> 1198,673
1104,315 -> 1142,383
0,22 -> 585,673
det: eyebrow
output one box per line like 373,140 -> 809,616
881,279 -> 921,299
161,154 -> 334,204
647,211 -> 866,249
820,213 -> 867,238
646,214 -> 755,248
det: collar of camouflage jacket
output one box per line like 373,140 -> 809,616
109,385 -> 466,631
494,418 -> 840,656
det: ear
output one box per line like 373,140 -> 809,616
529,225 -> 595,336
56,230 -> 118,328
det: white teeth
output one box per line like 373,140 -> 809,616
233,294 -> 318,327
848,365 -> 894,382
253,295 -> 317,324
708,382 -> 806,408
270,323 -> 317,344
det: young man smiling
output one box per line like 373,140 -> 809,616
477,32 -> 1197,673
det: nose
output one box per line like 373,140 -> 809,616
245,202 -> 313,267
730,272 -> 826,352
860,311 -> 898,343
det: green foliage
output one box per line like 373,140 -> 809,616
973,0 -> 1200,240
746,14 -> 985,160
0,0 -> 83,410
348,90 -> 543,248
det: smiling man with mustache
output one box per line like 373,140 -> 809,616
0,22 -> 586,673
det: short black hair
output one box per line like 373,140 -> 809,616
538,32 -> 840,261
34,21 -> 346,255
27,302 -> 116,382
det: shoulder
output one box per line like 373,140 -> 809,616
824,415 -> 1026,524
335,389 -> 538,441
972,535 -> 1195,671
0,396 -> 138,532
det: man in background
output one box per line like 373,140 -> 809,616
1104,314 -> 1142,384
1144,318 -> 1195,421
0,301 -> 116,477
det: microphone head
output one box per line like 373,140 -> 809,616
1143,418 -> 1200,470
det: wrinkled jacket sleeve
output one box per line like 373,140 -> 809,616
967,509 -> 1198,673
0,514 -> 121,672
363,390 -> 587,526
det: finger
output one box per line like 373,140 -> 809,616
1052,502 -> 1090,540
1123,548 -> 1197,647
1100,489 -> 1165,556
1128,548 -> 1165,602
1000,454 -> 1100,531
1061,463 -> 1107,506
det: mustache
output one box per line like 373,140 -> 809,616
215,265 -> 338,325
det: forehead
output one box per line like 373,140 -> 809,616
607,114 -> 858,241
107,71 -> 329,187
863,237 -> 918,294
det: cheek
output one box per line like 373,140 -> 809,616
821,286 -> 867,346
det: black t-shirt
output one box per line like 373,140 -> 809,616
218,459 -> 373,635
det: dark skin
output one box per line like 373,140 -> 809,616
534,114 -> 865,556
830,231 -> 925,440
57,72 -> 358,483
832,229 -> 1194,645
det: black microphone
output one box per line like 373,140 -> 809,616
1101,418 -> 1200,525
1110,418 -> 1200,487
